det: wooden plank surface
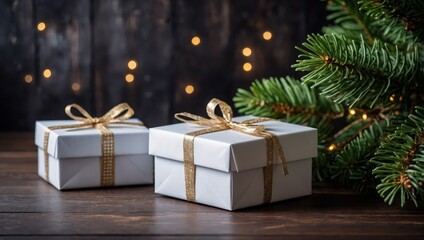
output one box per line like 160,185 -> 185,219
0,0 -> 330,131
0,133 -> 423,239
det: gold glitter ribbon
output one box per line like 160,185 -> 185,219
42,103 -> 144,186
175,98 -> 289,203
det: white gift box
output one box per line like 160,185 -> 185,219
149,116 -> 317,210
35,119 -> 153,190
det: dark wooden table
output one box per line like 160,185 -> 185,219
1,133 -> 424,239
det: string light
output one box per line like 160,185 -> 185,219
125,73 -> 135,83
128,60 -> 137,70
72,82 -> 81,92
24,74 -> 33,83
263,31 -> 272,40
389,94 -> 395,102
243,62 -> 252,72
191,36 -> 201,46
185,85 -> 194,94
362,113 -> 368,120
37,22 -> 46,31
349,109 -> 356,115
43,69 -> 52,79
242,47 -> 252,57
328,144 -> 336,152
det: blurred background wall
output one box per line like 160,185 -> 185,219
0,0 -> 326,131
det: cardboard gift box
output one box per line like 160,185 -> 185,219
35,118 -> 153,190
149,115 -> 317,211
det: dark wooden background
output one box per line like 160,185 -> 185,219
0,0 -> 327,131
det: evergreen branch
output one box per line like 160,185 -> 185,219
331,104 -> 395,150
292,33 -> 421,107
235,0 -> 424,207
325,0 -> 374,43
359,0 -> 424,43
234,76 -> 343,119
325,0 -> 421,47
331,119 -> 390,191
372,106 -> 424,207
314,152 -> 331,182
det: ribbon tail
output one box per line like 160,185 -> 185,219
271,134 -> 289,175
43,130 -> 51,182
96,124 -> 115,187
263,134 -> 274,204
183,133 -> 196,202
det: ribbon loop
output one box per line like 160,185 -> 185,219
206,98 -> 233,123
101,103 -> 134,123
65,104 -> 95,123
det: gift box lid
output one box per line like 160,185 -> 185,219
35,119 -> 149,158
149,116 -> 317,173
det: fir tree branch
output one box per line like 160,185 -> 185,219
359,0 -> 424,43
331,119 -> 390,191
293,33 -> 421,107
325,0 -> 374,43
372,106 -> 424,207
331,104 -> 395,150
234,76 -> 343,119
234,0 -> 424,207
359,0 -> 424,40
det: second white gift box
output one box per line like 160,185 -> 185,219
34,103 -> 153,190
149,98 -> 317,211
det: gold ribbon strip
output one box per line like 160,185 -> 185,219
42,103 -> 144,186
175,98 -> 288,204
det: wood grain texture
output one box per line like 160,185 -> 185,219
0,0 -> 329,131
0,0 -> 35,130
93,0 -> 173,126
35,0 -> 92,120
0,133 -> 424,239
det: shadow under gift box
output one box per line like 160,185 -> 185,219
34,119 -> 153,190
149,116 -> 318,211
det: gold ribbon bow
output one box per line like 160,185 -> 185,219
175,98 -> 288,204
43,103 -> 144,186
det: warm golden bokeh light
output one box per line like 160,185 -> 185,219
349,109 -> 356,115
185,84 -> 194,94
128,60 -> 137,70
43,69 -> 52,78
24,74 -> 33,83
191,36 -> 201,46
362,113 -> 368,120
37,22 -> 46,31
389,94 -> 395,102
242,47 -> 252,57
243,62 -> 252,72
263,31 -> 272,40
125,73 -> 135,83
328,144 -> 336,152
72,82 -> 81,92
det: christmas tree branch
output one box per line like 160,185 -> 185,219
293,33 -> 420,107
234,76 -> 343,119
326,0 -> 374,43
331,119 -> 390,191
359,0 -> 424,41
372,106 -> 424,206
